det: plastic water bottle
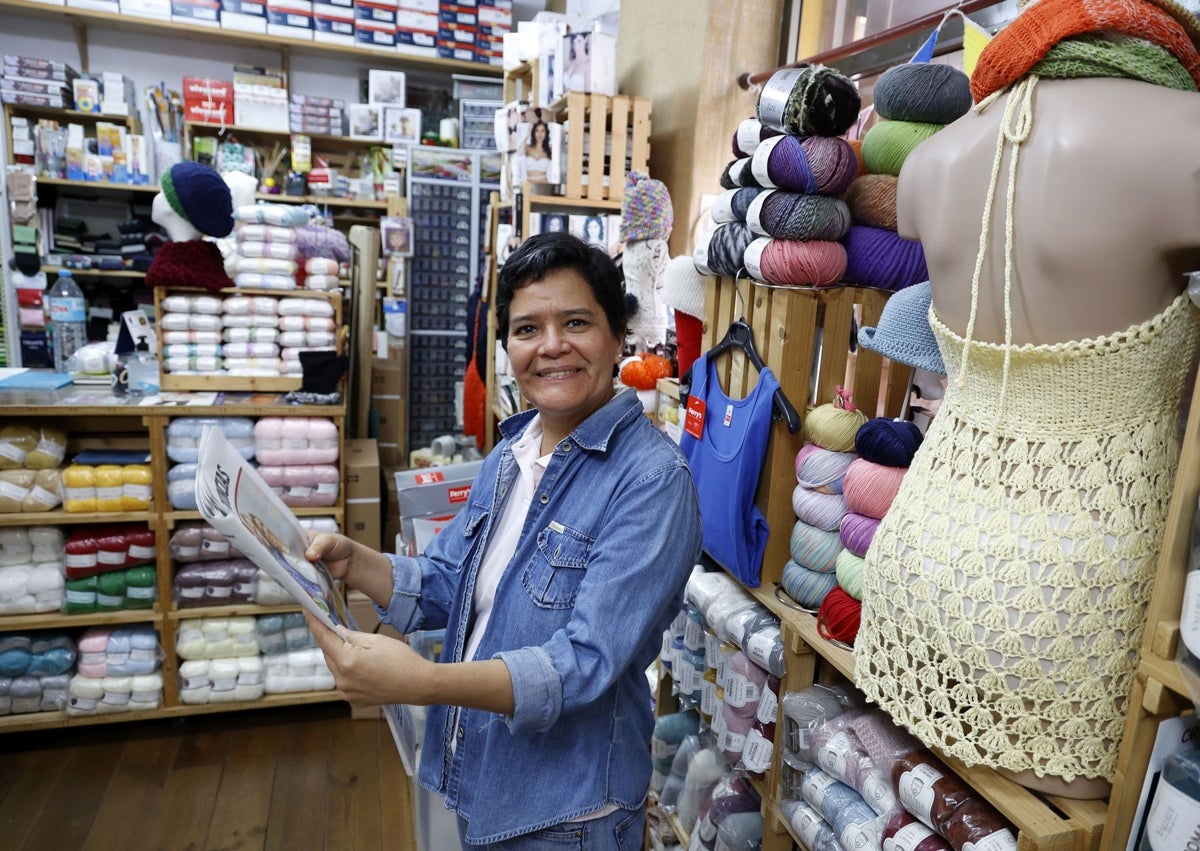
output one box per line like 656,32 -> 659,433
48,270 -> 87,373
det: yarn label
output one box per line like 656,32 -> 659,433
710,189 -> 738,224
884,821 -> 937,851
790,803 -> 823,844
817,729 -> 853,780
961,829 -> 1017,851
751,135 -> 788,188
1142,778 -> 1200,851
803,770 -> 837,803
684,395 -> 706,439
757,68 -> 805,133
755,683 -> 778,724
741,728 -> 774,773
692,230 -> 716,277
897,763 -> 944,825
723,403 -> 733,428
736,119 -> 767,157
745,190 -> 774,237
1181,571 -> 1200,659
743,237 -> 770,282
746,625 -> 780,672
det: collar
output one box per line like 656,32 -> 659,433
497,388 -> 644,454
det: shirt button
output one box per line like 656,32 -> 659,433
457,726 -> 465,739
539,493 -> 549,504
560,443 -> 572,452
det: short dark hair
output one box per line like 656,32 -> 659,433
496,232 -> 626,349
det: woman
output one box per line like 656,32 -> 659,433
582,215 -> 605,249
523,120 -> 553,183
304,232 -> 703,848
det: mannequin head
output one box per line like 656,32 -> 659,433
152,161 -> 234,242
152,192 -> 202,242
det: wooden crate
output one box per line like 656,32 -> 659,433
558,92 -> 651,202
155,287 -> 344,393
702,277 -> 908,588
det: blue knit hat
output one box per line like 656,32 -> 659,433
858,281 -> 946,376
161,162 -> 234,238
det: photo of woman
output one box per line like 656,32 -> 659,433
563,32 -> 591,93
523,120 -> 552,183
583,214 -> 605,248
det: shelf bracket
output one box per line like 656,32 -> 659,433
71,17 -> 89,73
280,44 -> 291,87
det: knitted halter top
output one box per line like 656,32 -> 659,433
853,76 -> 1200,782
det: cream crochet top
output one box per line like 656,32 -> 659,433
853,76 -> 1200,782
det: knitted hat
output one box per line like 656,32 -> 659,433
661,255 -> 706,320
857,281 -> 946,376
1018,0 -> 1200,51
160,162 -> 235,238
621,171 -> 673,243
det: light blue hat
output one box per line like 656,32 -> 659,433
857,281 -> 946,376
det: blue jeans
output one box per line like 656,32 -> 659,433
457,807 -> 645,850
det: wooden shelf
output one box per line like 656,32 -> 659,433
187,121 -> 384,155
41,266 -> 146,279
0,507 -> 154,526
4,103 -> 139,128
168,603 -> 305,622
521,188 -> 623,212
0,608 -> 158,630
35,176 -> 158,194
0,0 -> 500,77
254,192 -> 389,210
165,506 -> 343,526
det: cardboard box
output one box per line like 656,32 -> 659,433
372,356 -> 407,468
394,460 -> 483,557
344,438 -> 381,551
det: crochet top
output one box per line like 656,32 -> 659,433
853,75 -> 1200,782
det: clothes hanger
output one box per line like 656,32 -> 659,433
706,315 -> 803,434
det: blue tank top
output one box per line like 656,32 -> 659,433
680,351 -> 780,587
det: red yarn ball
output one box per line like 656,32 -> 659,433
817,585 -> 861,646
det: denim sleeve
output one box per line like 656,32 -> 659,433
377,503 -> 476,634
495,461 -> 702,733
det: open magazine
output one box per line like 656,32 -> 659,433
194,426 -> 417,775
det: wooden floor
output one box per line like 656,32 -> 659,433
0,704 -> 419,851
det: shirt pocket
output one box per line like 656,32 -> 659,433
522,522 -> 593,609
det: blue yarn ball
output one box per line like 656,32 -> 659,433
874,62 -> 973,124
854,418 -> 923,467
782,560 -> 839,609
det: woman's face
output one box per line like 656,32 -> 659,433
506,269 -> 620,436
533,123 -> 547,143
586,219 -> 602,239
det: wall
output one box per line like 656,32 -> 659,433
617,0 -> 783,259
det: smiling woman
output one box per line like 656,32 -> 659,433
302,233 -> 704,850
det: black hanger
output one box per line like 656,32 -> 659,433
707,318 -> 802,434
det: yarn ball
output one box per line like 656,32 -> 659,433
794,443 -> 857,492
804,400 -> 868,452
789,520 -> 842,573
873,62 -> 973,124
791,485 -> 851,532
842,224 -> 928,292
731,117 -> 783,158
662,255 -> 707,320
855,417 -> 924,467
817,585 -> 862,645
884,810 -> 953,851
860,119 -> 943,177
842,458 -> 908,520
703,221 -> 755,277
763,64 -> 862,137
844,174 -> 899,231
750,238 -> 847,288
619,353 -> 673,390
161,161 -> 234,238
753,135 -> 859,195
713,187 -> 765,224
847,138 -> 868,178
751,191 -> 852,242
782,559 -> 839,609
834,549 -> 866,600
720,158 -> 765,190
839,511 -> 881,558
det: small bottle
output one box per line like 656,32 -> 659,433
127,339 -> 159,397
47,270 -> 87,374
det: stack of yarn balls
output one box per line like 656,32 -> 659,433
826,417 -> 924,645
842,62 -> 973,292
696,64 -> 861,287
780,388 -> 867,617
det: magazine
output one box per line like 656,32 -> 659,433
194,426 -> 417,774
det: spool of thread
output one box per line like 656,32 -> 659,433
758,64 -> 862,137
842,224 -> 929,293
804,398 -> 868,453
817,586 -> 861,645
839,512 -> 881,558
790,521 -> 842,573
703,221 -> 755,277
855,417 -> 924,467
792,485 -> 850,531
842,458 -> 908,520
883,809 -> 953,851
844,173 -> 899,230
731,117 -> 783,158
860,118 -> 943,176
874,62 -> 973,124
751,135 -> 859,195
747,237 -> 848,288
782,560 -> 839,610
834,549 -> 866,600
749,191 -> 851,241
795,443 -> 856,493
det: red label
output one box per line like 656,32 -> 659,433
415,471 -> 445,485
684,396 -> 706,439
448,485 -> 471,503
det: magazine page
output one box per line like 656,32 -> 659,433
194,426 -> 418,775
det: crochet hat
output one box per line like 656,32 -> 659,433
661,255 -> 706,320
1017,0 -> 1200,51
160,162 -> 235,238
621,171 -> 673,243
857,281 -> 946,376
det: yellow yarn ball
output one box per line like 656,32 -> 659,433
804,402 -> 868,453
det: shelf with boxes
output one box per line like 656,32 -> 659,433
0,387 -> 352,733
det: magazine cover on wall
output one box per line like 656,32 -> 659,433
494,102 -> 522,153
367,69 -> 406,106
381,216 -> 415,257
514,119 -> 561,185
571,213 -> 607,250
383,107 -> 421,145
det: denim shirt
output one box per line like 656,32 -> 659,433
378,389 -> 703,844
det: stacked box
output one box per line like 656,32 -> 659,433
354,0 -> 397,51
1,55 -> 77,110
475,0 -> 510,66
220,0 -> 268,32
396,4 -> 438,56
171,0 -> 222,27
290,93 -> 346,135
120,0 -> 172,19
182,76 -> 234,126
266,0 -> 314,39
233,66 -> 288,131
313,0 -> 355,45
65,0 -> 119,11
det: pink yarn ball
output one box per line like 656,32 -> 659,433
841,458 -> 907,520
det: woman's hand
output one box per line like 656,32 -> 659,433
305,532 -> 395,608
304,611 -> 431,707
305,532 -> 356,581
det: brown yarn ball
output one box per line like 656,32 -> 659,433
844,174 -> 899,230
846,138 -> 869,179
